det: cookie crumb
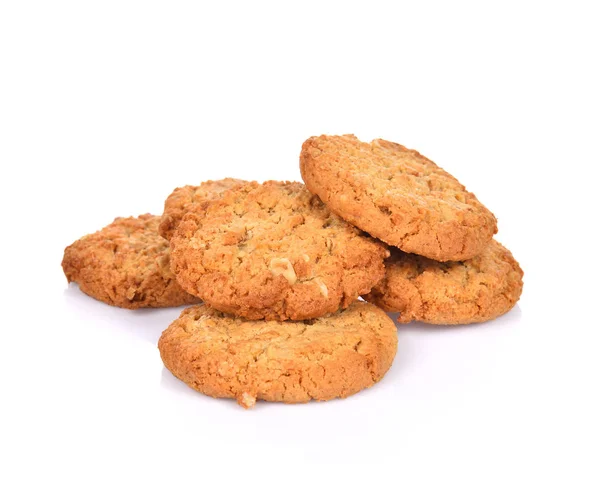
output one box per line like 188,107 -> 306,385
238,392 -> 257,409
126,286 -> 137,300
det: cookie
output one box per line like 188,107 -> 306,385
170,181 -> 390,320
62,214 -> 199,309
364,240 -> 523,324
159,178 -> 247,240
300,134 -> 497,261
158,301 -> 398,408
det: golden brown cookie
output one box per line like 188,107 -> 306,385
62,214 -> 199,309
300,134 -> 497,262
158,301 -> 398,408
364,240 -> 523,324
170,181 -> 390,321
159,178 -> 247,240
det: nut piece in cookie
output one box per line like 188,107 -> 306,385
364,239 -> 523,324
62,214 -> 199,309
159,178 -> 247,240
158,301 -> 398,408
300,134 -> 497,261
169,181 -> 390,321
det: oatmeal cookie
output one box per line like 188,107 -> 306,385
170,181 -> 389,320
158,301 -> 398,408
159,178 -> 247,240
300,135 -> 497,261
62,214 -> 199,309
364,239 -> 523,324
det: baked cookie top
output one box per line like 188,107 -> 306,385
158,301 -> 398,408
364,239 -> 523,324
300,134 -> 497,261
159,178 -> 247,240
170,181 -> 389,320
62,214 -> 199,309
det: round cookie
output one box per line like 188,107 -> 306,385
158,301 -> 398,408
62,214 -> 199,309
364,240 -> 523,324
300,134 -> 497,262
169,181 -> 390,321
159,178 -> 247,240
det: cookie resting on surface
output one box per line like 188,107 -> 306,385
364,239 -> 523,324
158,301 -> 398,408
62,214 -> 199,309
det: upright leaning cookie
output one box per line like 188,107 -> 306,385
300,135 -> 497,261
170,181 -> 390,320
159,178 -> 247,240
158,301 -> 398,408
364,240 -> 523,324
62,214 -> 199,309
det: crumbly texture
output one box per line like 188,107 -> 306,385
159,178 -> 247,240
62,214 -> 199,309
158,301 -> 398,408
170,181 -> 390,321
300,134 -> 498,262
364,239 -> 523,324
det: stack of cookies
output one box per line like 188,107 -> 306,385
62,134 -> 523,408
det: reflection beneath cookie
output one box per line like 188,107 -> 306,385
396,304 -> 523,332
160,366 -> 190,393
63,284 -> 198,344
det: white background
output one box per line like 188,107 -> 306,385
1,1 -> 599,481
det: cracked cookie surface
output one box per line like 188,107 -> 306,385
62,214 -> 199,309
364,239 -> 523,324
300,134 -> 497,261
158,301 -> 398,408
159,178 -> 247,240
170,181 -> 390,320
